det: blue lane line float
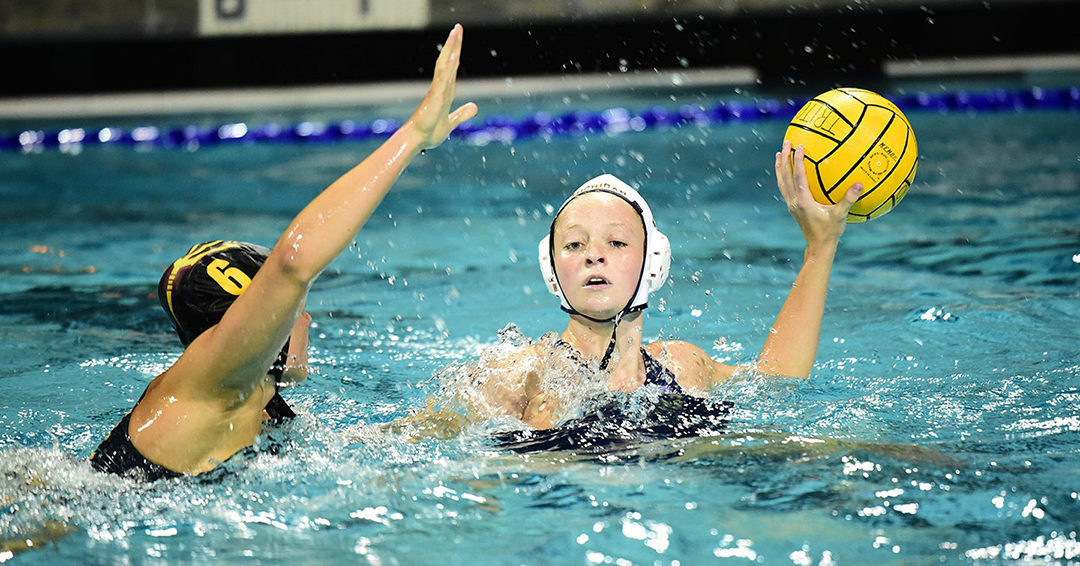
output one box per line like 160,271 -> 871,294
2,86 -> 1077,153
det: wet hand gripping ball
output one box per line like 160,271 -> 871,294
785,88 -> 918,223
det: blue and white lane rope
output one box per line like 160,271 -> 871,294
3,86 -> 1077,153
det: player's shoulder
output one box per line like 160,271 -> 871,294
646,339 -> 736,392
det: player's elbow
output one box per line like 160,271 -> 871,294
267,244 -> 321,287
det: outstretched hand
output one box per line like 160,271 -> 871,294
775,140 -> 861,249
406,24 -> 479,150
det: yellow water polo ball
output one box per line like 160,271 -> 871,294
785,88 -> 918,223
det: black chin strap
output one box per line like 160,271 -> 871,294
598,311 -> 624,371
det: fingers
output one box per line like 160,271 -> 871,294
425,25 -> 462,110
525,393 -> 549,417
449,102 -> 478,128
522,370 -> 550,423
774,147 -> 786,192
434,24 -> 462,77
791,143 -> 809,195
775,140 -> 796,203
433,26 -> 472,114
410,25 -> 475,149
439,26 -> 464,98
840,182 -> 863,211
523,370 -> 541,398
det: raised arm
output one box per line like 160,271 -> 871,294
754,140 -> 860,378
650,141 -> 862,392
177,25 -> 478,402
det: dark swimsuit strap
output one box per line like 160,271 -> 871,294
554,338 -> 685,395
641,349 -> 686,395
265,342 -> 297,422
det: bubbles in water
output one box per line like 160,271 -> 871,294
428,324 -> 609,432
917,307 -> 957,322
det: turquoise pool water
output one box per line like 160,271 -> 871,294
1,82 -> 1079,564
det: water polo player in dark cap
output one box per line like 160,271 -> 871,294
90,241 -> 310,479
89,24 -> 478,480
158,241 -> 303,422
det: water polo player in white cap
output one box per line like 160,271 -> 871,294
397,141 -> 861,444
90,25 -> 478,480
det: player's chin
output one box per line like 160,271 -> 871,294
579,304 -> 623,322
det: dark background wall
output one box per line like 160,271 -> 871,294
2,0 -> 1078,97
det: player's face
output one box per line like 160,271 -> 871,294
551,192 -> 645,320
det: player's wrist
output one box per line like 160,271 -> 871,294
803,239 -> 838,262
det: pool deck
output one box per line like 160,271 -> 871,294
1,53 -> 1079,120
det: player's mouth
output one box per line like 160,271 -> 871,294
583,276 -> 610,288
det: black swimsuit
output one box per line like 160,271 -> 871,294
493,347 -> 733,454
89,391 -> 294,481
90,347 -> 296,481
640,348 -> 687,394
89,410 -> 183,482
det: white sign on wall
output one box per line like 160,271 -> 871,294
199,0 -> 429,36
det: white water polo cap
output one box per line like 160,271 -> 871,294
538,174 -> 671,322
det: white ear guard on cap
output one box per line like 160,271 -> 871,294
538,174 -> 671,320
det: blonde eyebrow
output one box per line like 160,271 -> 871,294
558,220 -> 637,233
